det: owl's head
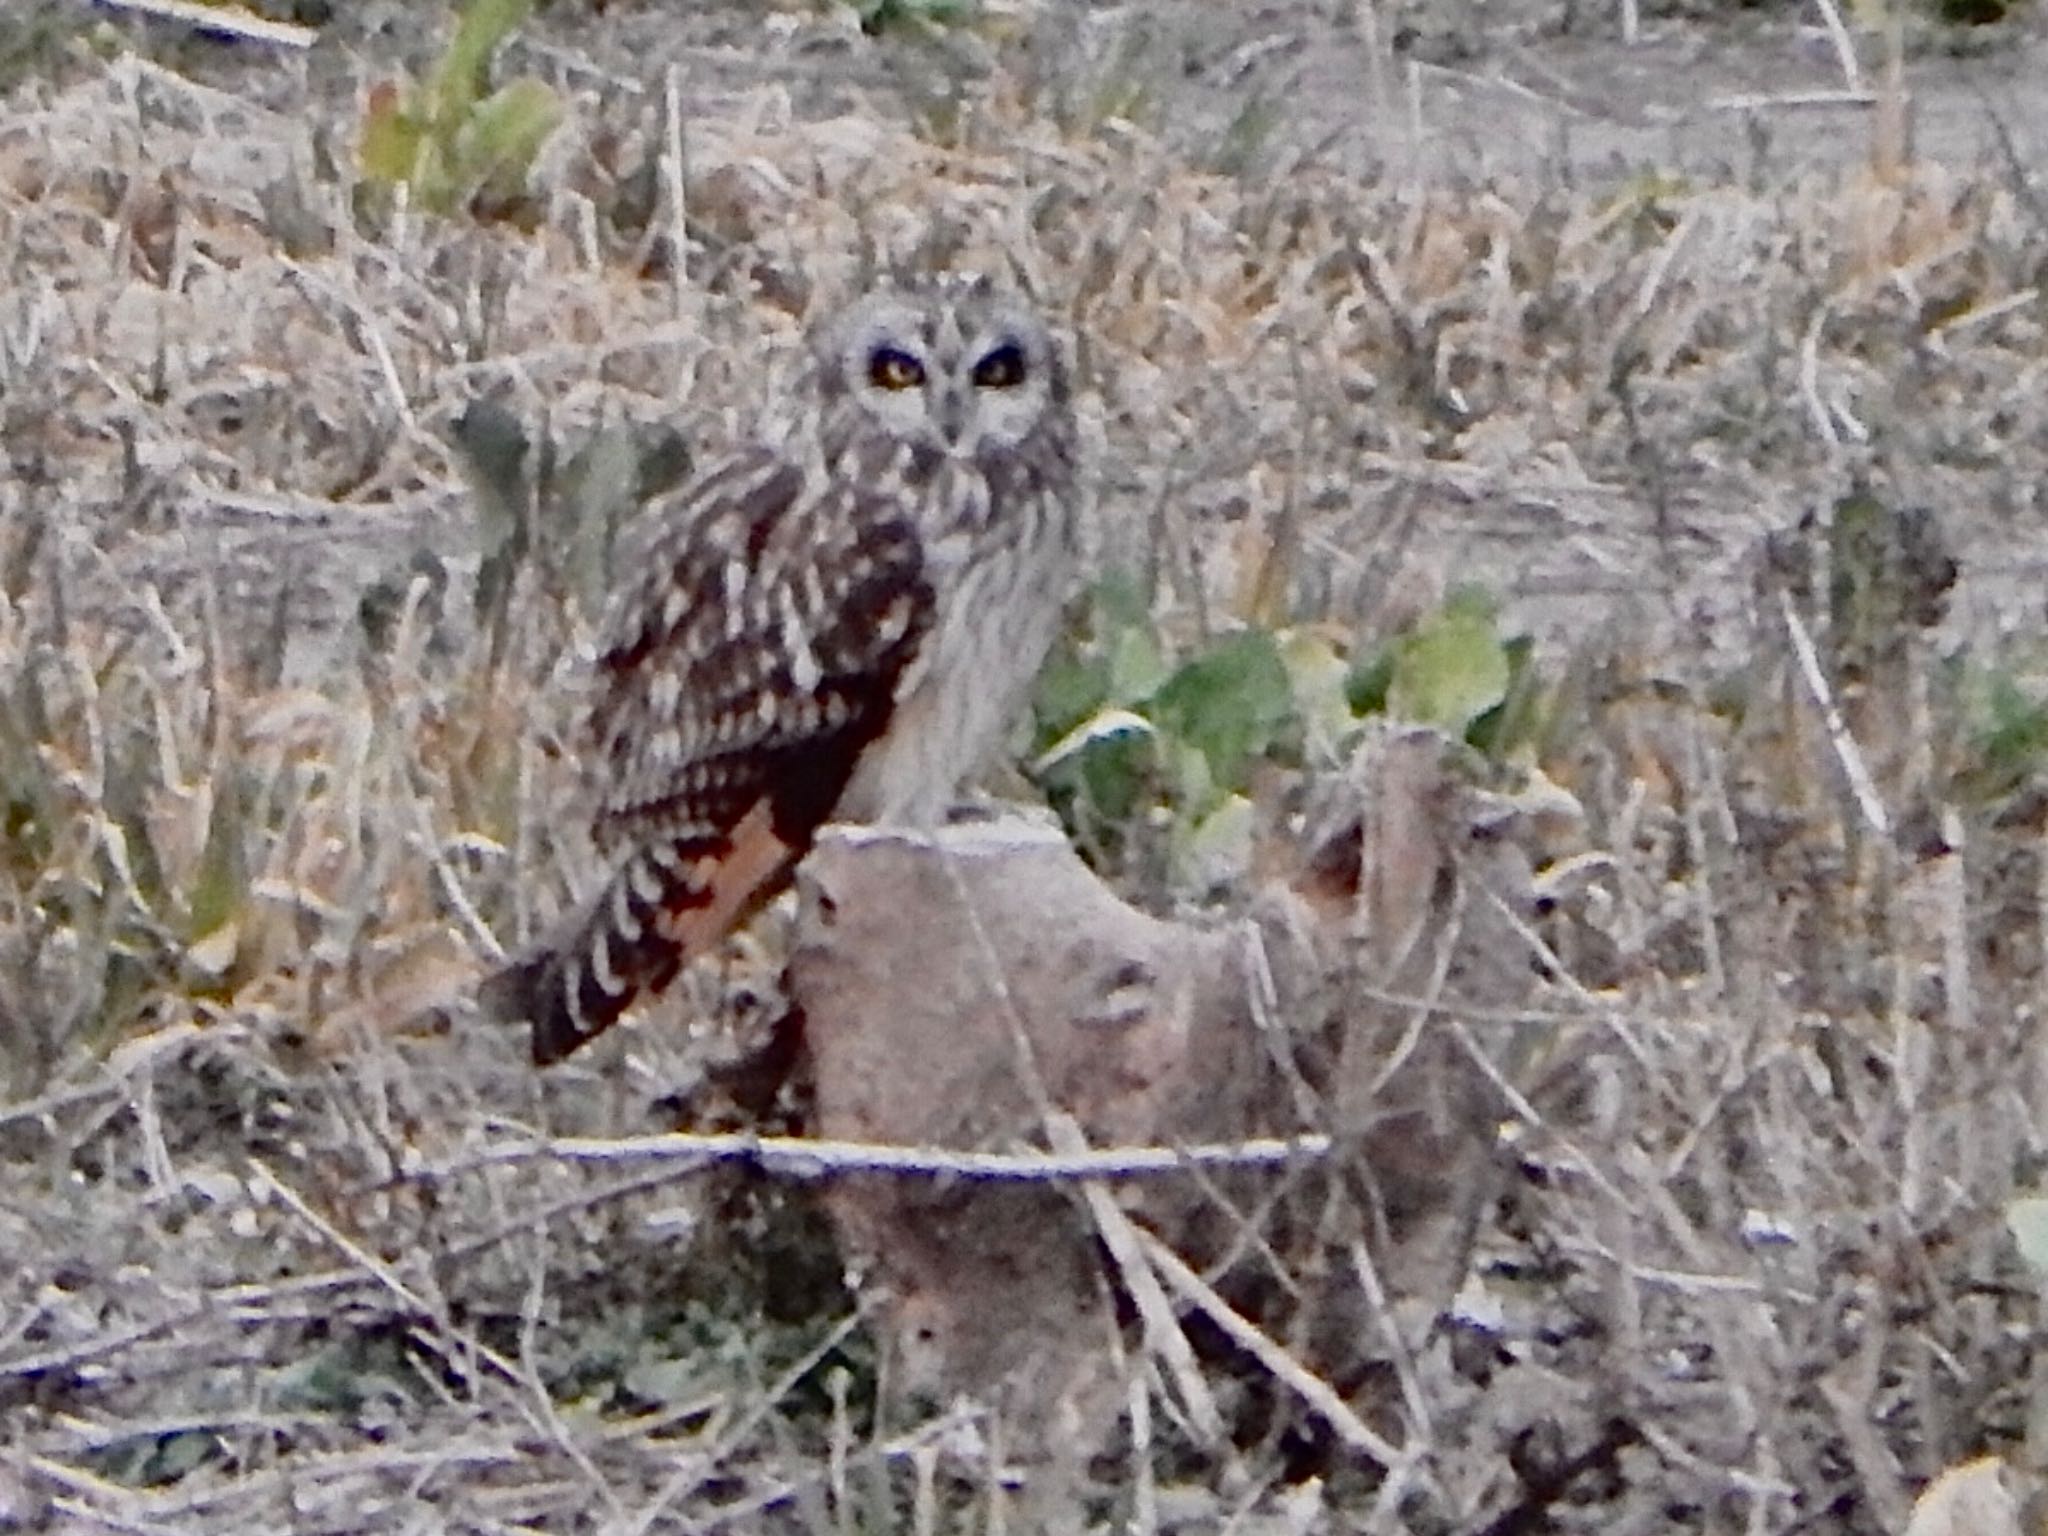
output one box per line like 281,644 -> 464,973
816,276 -> 1069,463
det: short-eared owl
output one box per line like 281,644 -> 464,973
481,276 -> 1083,1065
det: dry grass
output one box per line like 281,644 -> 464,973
2,6 -> 2048,1532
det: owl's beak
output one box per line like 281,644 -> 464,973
934,387 -> 968,451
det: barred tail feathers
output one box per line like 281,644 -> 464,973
482,802 -> 803,1066
481,844 -> 696,1066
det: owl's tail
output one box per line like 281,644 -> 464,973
479,805 -> 803,1066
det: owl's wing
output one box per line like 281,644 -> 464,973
484,446 -> 935,1065
589,446 -> 934,850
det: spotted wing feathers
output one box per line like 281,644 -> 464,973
482,447 -> 934,1065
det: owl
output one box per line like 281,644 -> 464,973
481,275 -> 1084,1065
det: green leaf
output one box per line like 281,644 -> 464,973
1148,629 -> 1296,793
152,1430 -> 219,1484
357,85 -> 425,189
356,0 -> 555,219
1034,649 -> 1113,742
185,772 -> 248,965
1468,633 -> 1540,758
1092,567 -> 1153,631
1979,672 -> 2048,758
432,0 -> 534,123
1072,724 -> 1153,826
1165,736 -> 1216,811
1345,643 -> 1396,718
1033,707 -> 1153,774
1282,627 -> 1358,764
1174,791 -> 1255,891
1387,587 -> 1511,736
456,77 -> 563,204
1953,663 -> 2048,803
1106,621 -> 1168,705
1032,568 -> 1157,742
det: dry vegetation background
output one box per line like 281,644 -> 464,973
5,0 -> 2048,1531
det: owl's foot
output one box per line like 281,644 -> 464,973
943,791 -> 1060,829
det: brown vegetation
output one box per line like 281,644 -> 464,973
3,2 -> 2048,1531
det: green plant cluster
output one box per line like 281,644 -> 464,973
1031,487 -> 2048,903
354,0 -> 564,224
1031,575 -> 1540,892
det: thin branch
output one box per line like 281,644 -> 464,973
90,0 -> 316,47
1708,89 -> 1877,112
249,1157 -> 436,1315
1136,1228 -> 1409,1473
1808,0 -> 1863,91
1777,591 -> 1891,837
430,1127 -> 1332,1184
661,63 -> 691,304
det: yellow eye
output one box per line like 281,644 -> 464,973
869,348 -> 925,390
971,344 -> 1026,389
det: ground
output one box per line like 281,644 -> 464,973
2,0 -> 2048,1532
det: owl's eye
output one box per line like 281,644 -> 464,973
971,343 -> 1027,389
868,348 -> 925,390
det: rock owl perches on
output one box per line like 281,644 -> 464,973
481,275 -> 1083,1065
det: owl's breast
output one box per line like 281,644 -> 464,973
836,484 -> 1077,827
